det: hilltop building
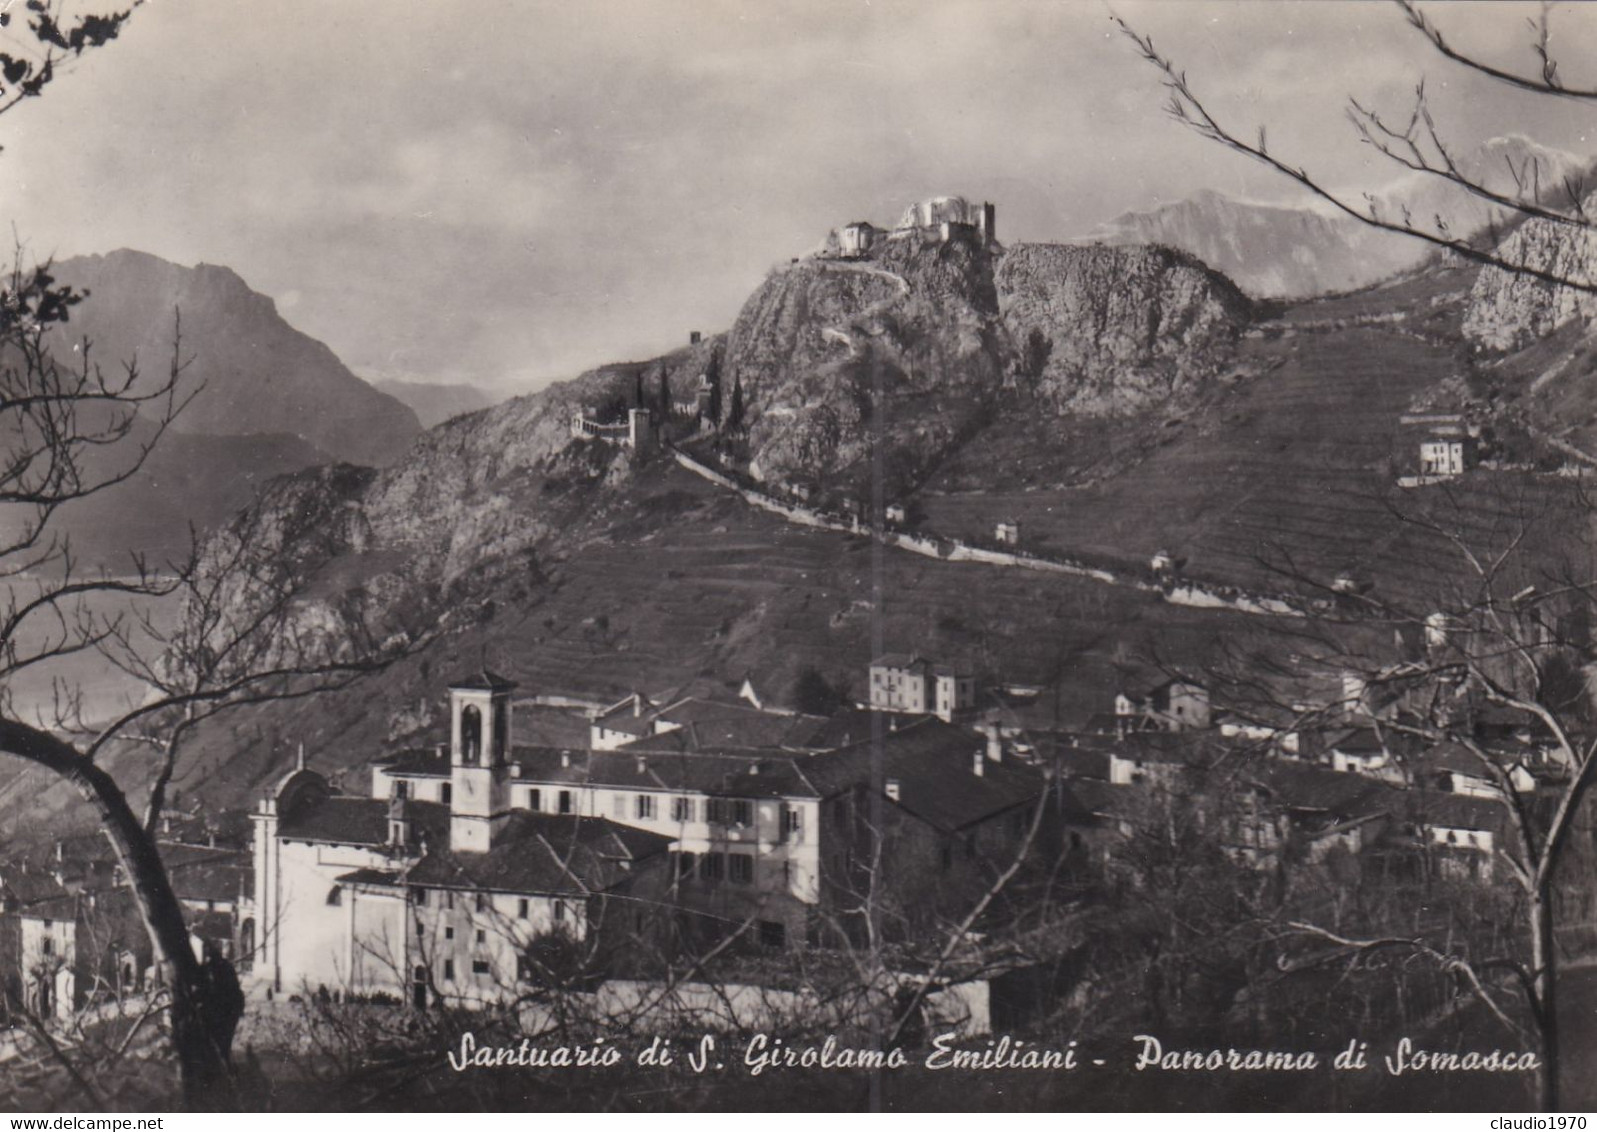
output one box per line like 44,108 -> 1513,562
893,195 -> 997,245
569,406 -> 657,454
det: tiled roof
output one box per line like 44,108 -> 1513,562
374,747 -> 452,778
448,668 -> 517,692
1247,761 -> 1394,819
1402,790 -> 1504,832
403,814 -> 671,896
160,843 -> 253,903
804,718 -> 1049,833
804,708 -> 934,750
0,866 -> 73,911
278,796 -> 451,847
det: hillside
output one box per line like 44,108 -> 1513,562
13,213 -> 1597,836
52,250 -> 421,466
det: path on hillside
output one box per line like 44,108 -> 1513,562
812,258 -> 910,358
666,445 -> 1303,619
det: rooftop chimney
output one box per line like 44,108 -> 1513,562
561,751 -> 571,768
885,778 -> 901,802
983,721 -> 1002,763
972,751 -> 985,778
636,755 -> 648,774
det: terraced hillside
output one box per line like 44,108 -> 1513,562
917,264 -> 1594,605
0,455 -> 1295,834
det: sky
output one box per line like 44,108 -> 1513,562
3,0 -> 1597,393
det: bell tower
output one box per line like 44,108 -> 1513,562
448,669 -> 517,853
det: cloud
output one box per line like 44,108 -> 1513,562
1,1 -> 1594,390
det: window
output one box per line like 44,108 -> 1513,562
475,929 -> 486,945
517,898 -> 529,919
475,893 -> 488,914
472,958 -> 490,976
729,853 -> 753,885
443,959 -> 455,980
702,853 -> 725,883
553,901 -> 566,922
636,794 -> 656,820
672,796 -> 694,822
559,790 -> 573,815
730,799 -> 752,826
445,926 -> 454,941
613,792 -> 627,818
527,788 -> 541,812
781,806 -> 802,837
42,937 -> 53,956
440,783 -> 452,805
445,892 -> 455,911
706,798 -> 728,825
412,888 -> 427,906
394,780 -> 408,800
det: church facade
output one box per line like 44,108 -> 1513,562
250,671 -> 673,1005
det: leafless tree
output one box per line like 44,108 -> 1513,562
0,3 -> 436,1109
1116,2 -> 1597,294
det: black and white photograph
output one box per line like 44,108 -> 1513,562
0,0 -> 1594,1115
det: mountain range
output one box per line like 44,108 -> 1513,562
34,250 -> 422,564
1080,135 -> 1590,299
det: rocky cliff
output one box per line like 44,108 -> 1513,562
722,229 -> 1253,496
728,228 -> 1007,497
1462,215 -> 1597,350
995,243 -> 1253,416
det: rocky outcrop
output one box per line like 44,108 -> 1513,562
728,228 -> 1006,497
1463,217 -> 1597,350
996,243 -> 1254,416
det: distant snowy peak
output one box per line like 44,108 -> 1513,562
1079,136 -> 1593,300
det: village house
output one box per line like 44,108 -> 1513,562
0,866 -> 152,1025
1114,677 -> 1211,732
994,519 -> 1021,546
868,654 -> 976,722
1400,412 -> 1476,478
362,672 -> 1053,960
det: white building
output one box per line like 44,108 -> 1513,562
251,671 -> 674,1006
868,655 -> 976,722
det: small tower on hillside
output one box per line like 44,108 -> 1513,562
448,669 -> 517,853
